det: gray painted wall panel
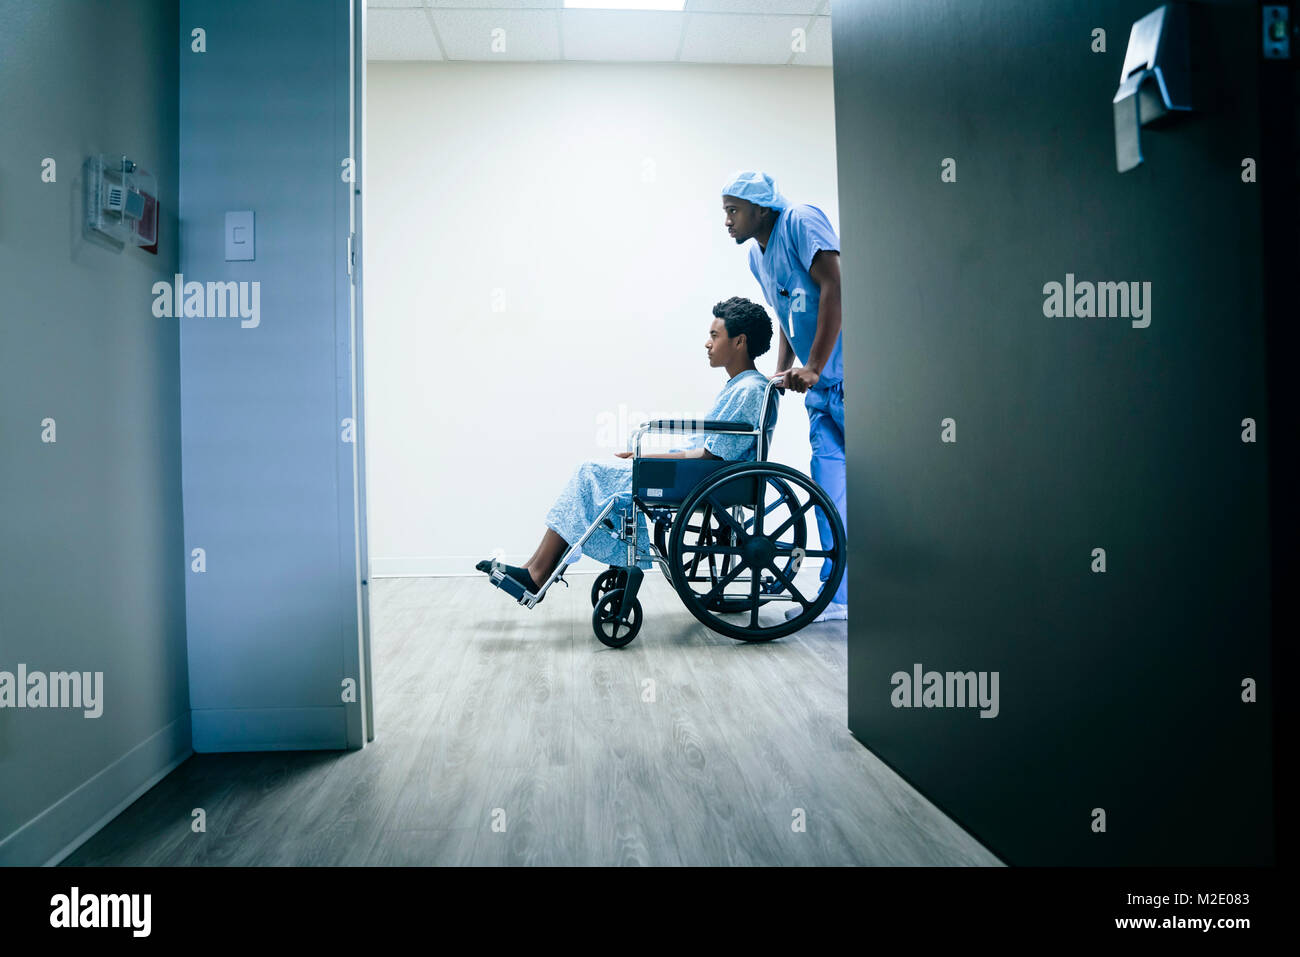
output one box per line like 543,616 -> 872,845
0,0 -> 189,863
179,0 -> 360,749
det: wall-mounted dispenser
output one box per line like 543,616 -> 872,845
84,153 -> 158,247
1112,3 -> 1195,173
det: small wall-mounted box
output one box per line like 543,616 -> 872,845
84,153 -> 158,247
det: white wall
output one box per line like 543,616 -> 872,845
364,61 -> 839,576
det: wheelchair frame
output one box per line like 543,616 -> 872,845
488,378 -> 846,646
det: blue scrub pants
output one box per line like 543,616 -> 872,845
804,380 -> 848,605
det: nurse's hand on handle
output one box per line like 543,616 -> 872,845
773,367 -> 819,394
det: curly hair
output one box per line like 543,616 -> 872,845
711,296 -> 773,359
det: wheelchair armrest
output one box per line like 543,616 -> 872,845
642,419 -> 756,433
635,379 -> 783,461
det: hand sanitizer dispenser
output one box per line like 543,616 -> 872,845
1113,3 -> 1195,172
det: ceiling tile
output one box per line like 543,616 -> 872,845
432,9 -> 562,60
679,12 -> 808,64
427,0 -> 560,8
561,10 -> 685,61
796,14 -> 831,65
685,0 -> 824,14
368,0 -> 832,65
368,8 -> 443,59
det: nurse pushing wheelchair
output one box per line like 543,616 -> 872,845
476,297 -> 846,648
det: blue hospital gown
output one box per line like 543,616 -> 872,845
545,369 -> 773,570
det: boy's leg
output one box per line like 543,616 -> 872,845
524,528 -> 571,586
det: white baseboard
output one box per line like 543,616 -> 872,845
190,706 -> 349,753
370,554 -> 609,577
0,713 -> 192,867
369,555 -> 830,579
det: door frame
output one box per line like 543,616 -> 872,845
346,0 -> 374,745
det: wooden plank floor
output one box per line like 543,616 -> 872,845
62,573 -> 1001,866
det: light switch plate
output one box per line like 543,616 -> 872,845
225,210 -> 255,261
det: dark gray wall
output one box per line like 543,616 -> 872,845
178,0 -> 365,750
0,0 -> 190,864
832,0 -> 1274,865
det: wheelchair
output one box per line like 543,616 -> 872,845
488,379 -> 846,648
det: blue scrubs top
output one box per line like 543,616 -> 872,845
747,204 -> 843,388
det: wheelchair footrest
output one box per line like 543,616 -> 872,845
488,565 -> 537,607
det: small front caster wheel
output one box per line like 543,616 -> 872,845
591,568 -> 622,607
592,589 -> 642,648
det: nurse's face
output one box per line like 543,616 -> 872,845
705,317 -> 744,367
723,196 -> 763,243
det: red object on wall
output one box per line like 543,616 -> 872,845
140,194 -> 158,255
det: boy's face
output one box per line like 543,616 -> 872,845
706,317 -> 744,368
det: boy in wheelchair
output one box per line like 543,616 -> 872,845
475,296 -> 776,599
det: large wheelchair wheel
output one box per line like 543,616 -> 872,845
675,475 -> 807,613
667,461 -> 845,642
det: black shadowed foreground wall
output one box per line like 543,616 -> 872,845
831,0 -> 1279,865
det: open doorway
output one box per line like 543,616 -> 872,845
350,0 -> 994,865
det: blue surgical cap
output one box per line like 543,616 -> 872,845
722,170 -> 788,211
